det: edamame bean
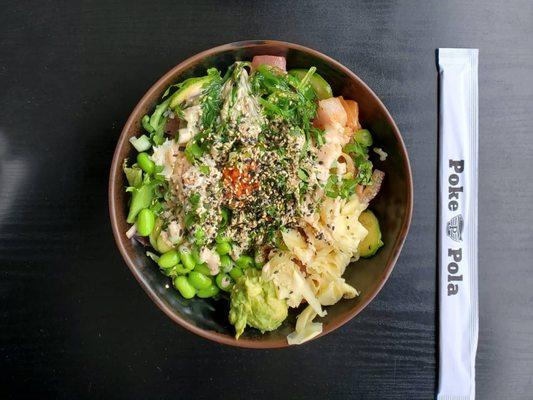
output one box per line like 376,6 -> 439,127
196,284 -> 219,298
194,263 -> 211,276
215,273 -> 233,292
187,271 -> 212,290
137,152 -> 155,174
136,208 -> 155,236
219,254 -> 233,273
173,276 -> 196,299
158,250 -> 179,270
235,255 -> 254,269
229,266 -> 243,280
179,246 -> 196,270
215,241 -> 231,256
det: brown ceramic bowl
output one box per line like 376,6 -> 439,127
109,40 -> 413,348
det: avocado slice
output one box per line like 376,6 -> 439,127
288,69 -> 333,100
168,76 -> 211,110
358,210 -> 384,258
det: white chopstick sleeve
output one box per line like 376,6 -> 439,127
437,48 -> 479,400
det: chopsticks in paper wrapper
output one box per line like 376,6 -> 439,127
437,48 -> 479,400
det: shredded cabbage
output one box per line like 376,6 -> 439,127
287,305 -> 323,345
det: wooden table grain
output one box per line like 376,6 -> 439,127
1,1 -> 532,399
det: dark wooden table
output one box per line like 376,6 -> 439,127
1,1 -> 532,399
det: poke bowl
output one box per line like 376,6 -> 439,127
109,40 -> 412,348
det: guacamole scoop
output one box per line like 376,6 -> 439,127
229,269 -> 288,338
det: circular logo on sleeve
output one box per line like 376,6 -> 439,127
446,214 -> 464,242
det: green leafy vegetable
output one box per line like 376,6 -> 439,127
126,184 -> 154,224
297,168 -> 309,182
199,165 -> 210,175
355,160 -> 373,186
220,207 -> 230,228
339,178 -> 357,199
147,97 -> 171,145
288,68 -> 333,100
343,141 -> 374,185
251,64 -> 318,137
184,211 -> 196,229
141,115 -> 154,134
309,126 -> 325,147
200,68 -> 223,130
184,141 -> 204,162
122,160 -> 143,188
189,193 -> 201,206
325,175 -> 360,199
325,174 -> 339,198
296,66 -> 317,90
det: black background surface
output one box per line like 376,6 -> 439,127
1,1 -> 532,399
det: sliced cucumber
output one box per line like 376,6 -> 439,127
288,69 -> 333,100
358,210 -> 384,258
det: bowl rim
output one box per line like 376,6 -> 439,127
109,39 -> 413,349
